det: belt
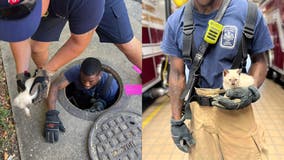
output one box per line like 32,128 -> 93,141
191,95 -> 213,106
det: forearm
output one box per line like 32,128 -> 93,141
115,37 -> 142,69
47,85 -> 59,110
47,74 -> 69,110
45,30 -> 95,73
45,39 -> 87,72
169,71 -> 186,120
248,53 -> 268,88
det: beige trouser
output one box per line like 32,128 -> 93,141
188,88 -> 268,160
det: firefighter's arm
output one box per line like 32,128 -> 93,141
45,73 -> 67,143
47,74 -> 70,110
169,56 -> 186,120
44,29 -> 95,73
169,56 -> 195,152
248,52 -> 268,88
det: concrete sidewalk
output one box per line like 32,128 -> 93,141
0,1 -> 141,159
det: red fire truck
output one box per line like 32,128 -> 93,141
142,0 -> 172,98
260,0 -> 284,85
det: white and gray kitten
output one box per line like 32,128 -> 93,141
223,68 -> 255,90
13,78 -> 38,117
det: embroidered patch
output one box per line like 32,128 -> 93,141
220,25 -> 238,49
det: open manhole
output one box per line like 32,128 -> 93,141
58,59 -> 125,121
88,111 -> 141,160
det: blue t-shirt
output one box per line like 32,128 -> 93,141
64,65 -> 119,104
161,0 -> 274,88
105,0 -> 121,6
49,0 -> 105,34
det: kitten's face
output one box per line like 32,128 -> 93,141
223,69 -> 241,89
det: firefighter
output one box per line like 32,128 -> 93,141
0,0 -> 141,103
161,0 -> 273,159
44,57 -> 118,143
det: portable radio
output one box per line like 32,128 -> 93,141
204,20 -> 224,44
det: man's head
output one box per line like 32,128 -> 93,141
0,0 -> 50,42
80,57 -> 102,89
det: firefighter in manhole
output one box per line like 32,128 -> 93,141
44,57 -> 119,143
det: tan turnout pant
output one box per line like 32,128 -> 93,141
188,88 -> 268,160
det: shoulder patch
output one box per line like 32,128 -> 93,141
220,25 -> 238,49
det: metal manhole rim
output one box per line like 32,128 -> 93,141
57,58 -> 126,121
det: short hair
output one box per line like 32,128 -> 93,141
80,57 -> 102,76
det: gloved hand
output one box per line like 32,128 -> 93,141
171,116 -> 195,153
30,69 -> 49,104
44,110 -> 65,143
212,85 -> 260,110
87,98 -> 107,112
16,71 -> 31,92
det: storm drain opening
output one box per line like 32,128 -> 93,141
58,60 -> 124,121
65,64 -> 122,111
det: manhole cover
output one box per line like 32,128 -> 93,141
88,111 -> 141,160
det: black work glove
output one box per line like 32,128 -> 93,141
30,69 -> 49,104
44,110 -> 65,143
212,86 -> 260,110
16,71 -> 31,92
87,98 -> 107,112
171,116 -> 195,153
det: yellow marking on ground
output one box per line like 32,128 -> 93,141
142,103 -> 164,129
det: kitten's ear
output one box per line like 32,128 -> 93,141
223,69 -> 229,76
237,68 -> 242,74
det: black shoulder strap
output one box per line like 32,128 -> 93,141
231,1 -> 258,70
182,1 -> 194,62
181,0 -> 231,101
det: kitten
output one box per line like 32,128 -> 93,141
222,69 -> 255,103
13,78 -> 38,117
223,68 -> 255,90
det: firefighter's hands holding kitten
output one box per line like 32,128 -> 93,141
16,69 -> 50,104
212,86 -> 260,110
212,69 -> 260,110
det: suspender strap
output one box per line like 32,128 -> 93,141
182,1 -> 194,61
243,2 -> 258,39
181,0 -> 231,102
231,1 -> 258,69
